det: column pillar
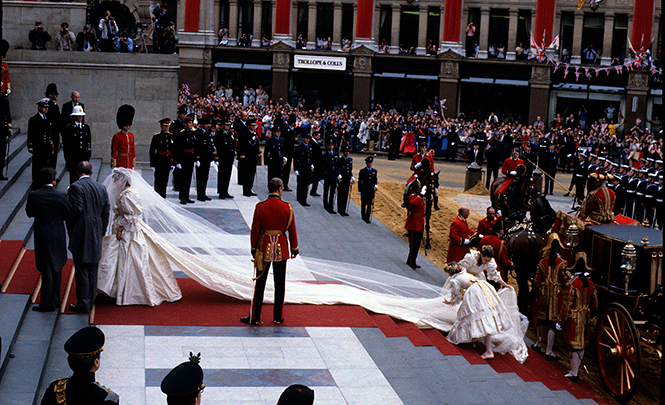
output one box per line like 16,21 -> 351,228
506,9 -> 518,60
333,2 -> 343,49
372,2 -> 381,50
438,55 -> 461,116
351,49 -> 373,111
355,0 -> 374,48
601,13 -> 614,66
271,43 -> 291,103
534,0 -> 556,45
416,5 -> 428,55
477,7 -> 490,59
390,4 -> 400,54
625,71 -> 649,129
273,0 -> 292,45
252,0 -> 262,46
529,63 -> 552,126
571,11 -> 583,64
631,0 -> 655,49
439,5 -> 445,54
229,0 -> 238,46
441,0 -> 463,55
307,2 -> 317,48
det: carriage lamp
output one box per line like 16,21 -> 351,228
620,241 -> 637,296
565,223 -> 580,249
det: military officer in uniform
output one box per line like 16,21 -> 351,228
242,178 -> 298,325
293,132 -> 312,206
358,156 -> 378,223
110,105 -> 135,169
521,143 -> 538,176
40,326 -> 119,405
194,117 -> 215,201
44,83 -> 61,169
643,173 -> 658,226
170,105 -> 188,191
610,175 -> 626,216
174,116 -> 196,204
634,169 -> 649,222
149,118 -> 175,198
237,117 -> 260,197
337,144 -> 353,216
541,143 -> 559,195
405,181 -> 425,269
160,353 -> 205,405
264,124 -> 285,185
570,152 -> 588,208
656,174 -> 664,229
309,131 -> 323,197
281,115 -> 297,191
214,118 -> 235,199
61,106 -> 91,185
28,98 -> 55,190
624,168 -> 639,218
321,139 -> 340,213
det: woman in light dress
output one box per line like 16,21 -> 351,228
98,168 -> 182,306
458,246 -> 512,289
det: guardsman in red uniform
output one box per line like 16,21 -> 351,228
578,171 -> 616,224
557,252 -> 598,383
1,39 -> 10,96
476,206 -> 500,236
409,142 -> 434,182
110,105 -> 135,169
478,221 -> 512,280
532,234 -> 570,360
446,206 -> 475,263
498,148 -> 524,194
405,182 -> 425,270
242,178 -> 298,325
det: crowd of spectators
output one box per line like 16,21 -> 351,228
177,82 -> 663,171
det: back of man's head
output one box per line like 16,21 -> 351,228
39,167 -> 57,185
78,161 -> 93,176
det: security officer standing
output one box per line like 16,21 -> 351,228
624,168 -> 639,218
40,326 -> 119,405
149,118 -> 175,198
281,114 -> 296,191
634,169 -> 649,222
61,105 -> 91,185
170,105 -> 188,191
611,175 -> 626,216
264,124 -> 285,184
643,173 -> 658,226
522,143 -> 537,176
337,144 -> 353,216
27,98 -> 55,190
214,118 -> 235,199
570,152 -> 588,208
321,139 -> 340,213
542,143 -> 559,195
358,156 -> 378,223
388,122 -> 402,160
656,174 -> 663,229
160,353 -> 205,405
293,132 -> 312,206
174,116 -> 196,204
194,117 -> 215,201
44,83 -> 61,169
237,118 -> 260,197
309,131 -> 322,197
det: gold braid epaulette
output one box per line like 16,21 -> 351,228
55,378 -> 68,404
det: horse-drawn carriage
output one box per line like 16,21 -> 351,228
556,214 -> 662,402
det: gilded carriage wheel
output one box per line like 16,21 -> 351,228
595,303 -> 642,402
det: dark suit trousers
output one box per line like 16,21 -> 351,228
544,170 -> 556,194
337,182 -> 350,214
74,261 -> 98,312
39,263 -> 61,311
485,165 -> 499,189
281,157 -> 293,187
323,180 -> 336,210
361,192 -> 374,221
267,164 -> 281,184
154,166 -> 170,198
178,162 -> 194,201
196,161 -> 211,198
250,260 -> 286,323
32,152 -> 51,190
407,230 -> 423,267
238,158 -> 256,195
172,166 -> 181,190
297,173 -> 310,204
217,157 -> 233,195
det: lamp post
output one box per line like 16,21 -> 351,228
620,241 -> 637,296
565,223 -> 580,250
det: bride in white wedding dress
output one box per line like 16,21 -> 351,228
97,168 -> 528,362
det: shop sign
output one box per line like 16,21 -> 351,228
294,55 -> 346,71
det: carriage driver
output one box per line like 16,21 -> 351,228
498,148 -> 526,196
578,170 -> 616,224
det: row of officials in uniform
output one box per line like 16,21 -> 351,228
566,149 -> 663,228
41,326 -> 315,404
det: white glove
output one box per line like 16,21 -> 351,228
170,166 -> 175,171
283,157 -> 287,163
176,164 -> 182,169
421,186 -> 427,195
311,164 -> 314,170
338,174 -> 342,181
479,234 -> 484,239
374,185 -> 378,190
151,167 -> 156,172
195,161 -> 201,167
555,323 -> 562,331
214,161 -> 219,166
414,162 -> 422,169
509,170 -> 517,176
350,177 -> 355,184
463,239 -> 470,245
295,170 -> 300,176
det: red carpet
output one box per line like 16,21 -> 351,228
369,313 -> 404,337
421,329 -> 461,356
4,250 -> 39,295
0,240 -> 25,285
395,320 -> 433,347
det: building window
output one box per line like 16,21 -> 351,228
427,7 -> 440,55
488,9 -> 509,59
219,0 -> 230,37
341,4 -> 354,43
379,5 -> 392,48
581,13 -> 604,63
261,1 -> 272,41
316,3 -> 334,45
611,14 -> 628,64
560,12 -> 574,62
516,10 -> 531,57
466,8 -> 480,57
297,2 -> 308,41
237,0 -> 254,46
399,6 -> 418,54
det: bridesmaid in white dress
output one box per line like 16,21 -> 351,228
458,246 -> 512,289
98,168 -> 182,306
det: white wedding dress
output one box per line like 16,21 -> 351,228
96,168 -> 528,362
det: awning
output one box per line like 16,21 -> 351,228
461,77 -> 494,84
214,62 -> 271,70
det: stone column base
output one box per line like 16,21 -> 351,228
273,35 -> 294,47
439,41 -> 463,56
353,38 -> 377,51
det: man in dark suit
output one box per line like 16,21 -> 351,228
27,98 -> 55,190
293,132 -> 312,206
264,125 -> 285,184
214,118 -> 235,199
194,117 -> 215,201
174,116 -> 197,204
60,91 -> 84,125
388,122 -> 402,160
485,139 -> 501,189
44,83 -> 61,169
467,141 -> 483,165
234,111 -> 251,187
321,139 -> 340,213
237,117 -> 260,196
358,156 -> 378,223
281,114 -> 296,191
309,131 -> 322,197
26,167 -> 70,312
337,145 -> 353,216
542,143 -> 559,195
67,161 -> 110,313
61,105 -> 92,185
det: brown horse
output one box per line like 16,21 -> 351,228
506,221 -> 545,316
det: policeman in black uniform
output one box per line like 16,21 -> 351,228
149,118 -> 174,198
264,124 -> 285,183
611,175 -> 626,215
170,105 -> 188,191
309,131 -> 323,197
570,151 -> 587,207
522,143 -> 538,176
174,116 -> 196,204
358,156 -> 378,223
294,132 -> 312,206
27,98 -> 55,190
281,114 -> 297,191
634,169 -> 649,222
541,143 -> 559,195
656,174 -> 664,229
214,118 -> 235,199
160,353 -> 205,405
61,105 -> 91,185
337,144 -> 353,216
44,83 -> 61,169
195,117 -> 215,201
237,118 -> 260,196
643,173 -> 658,226
321,139 -> 340,213
40,326 -> 119,405
624,168 -> 639,218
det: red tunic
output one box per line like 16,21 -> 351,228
559,275 -> 599,350
478,234 -> 512,280
1,62 -> 10,95
446,215 -> 475,263
405,194 -> 425,232
111,131 -> 136,169
533,255 -> 570,322
251,195 -> 298,262
476,216 -> 501,236
578,185 -> 616,224
410,153 -> 435,178
498,157 -> 524,194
